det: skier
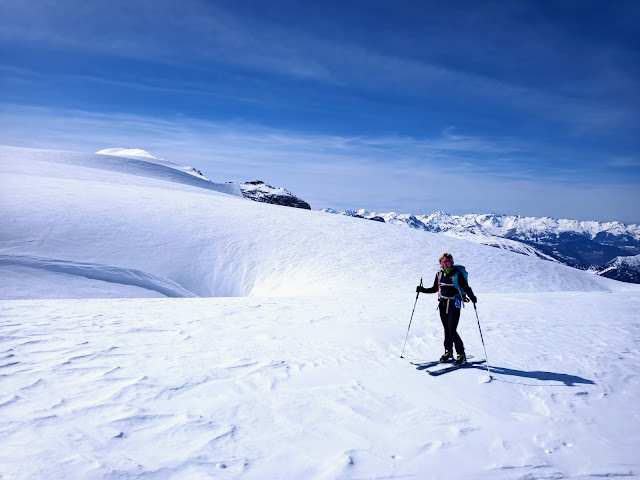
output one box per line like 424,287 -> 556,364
416,253 -> 477,365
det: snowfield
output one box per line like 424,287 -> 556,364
1,145 -> 639,479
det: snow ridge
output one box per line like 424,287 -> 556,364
0,254 -> 198,298
96,148 -> 159,159
96,147 -> 215,182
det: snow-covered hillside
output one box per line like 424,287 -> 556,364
323,208 -> 640,267
96,147 -> 212,180
1,145 -> 633,299
1,145 -> 639,479
598,254 -> 640,283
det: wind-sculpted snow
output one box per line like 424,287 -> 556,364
0,255 -> 198,298
1,294 -> 639,478
1,145 -> 638,299
96,147 -> 212,181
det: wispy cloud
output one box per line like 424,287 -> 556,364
607,156 -> 640,168
1,0 -> 637,133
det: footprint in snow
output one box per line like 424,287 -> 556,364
420,440 -> 443,454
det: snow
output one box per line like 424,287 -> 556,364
323,208 -> 640,243
96,148 -> 159,160
599,254 -> 640,275
239,180 -> 290,197
2,294 -> 640,479
610,254 -> 640,267
1,145 -> 640,479
238,180 -> 310,208
442,231 -> 559,261
96,147 -> 214,181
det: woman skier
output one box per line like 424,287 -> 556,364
416,253 -> 477,365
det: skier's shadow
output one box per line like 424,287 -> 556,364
487,365 -> 595,386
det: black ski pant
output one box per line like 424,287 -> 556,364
439,298 -> 464,354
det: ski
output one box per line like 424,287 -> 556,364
410,360 -> 442,368
427,359 -> 486,376
411,355 -> 474,368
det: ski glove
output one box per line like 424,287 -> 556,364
470,295 -> 478,304
416,286 -> 428,294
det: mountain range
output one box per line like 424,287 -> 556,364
320,209 -> 640,284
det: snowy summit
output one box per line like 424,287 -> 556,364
97,147 -> 212,181
1,145 -> 639,479
96,148 -> 160,159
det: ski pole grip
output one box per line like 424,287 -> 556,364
415,277 -> 423,299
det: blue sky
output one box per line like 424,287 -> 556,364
1,0 -> 639,223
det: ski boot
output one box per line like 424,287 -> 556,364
440,350 -> 453,363
454,352 -> 467,366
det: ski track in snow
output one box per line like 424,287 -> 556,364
1,293 -> 639,479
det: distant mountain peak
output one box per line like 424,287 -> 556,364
598,254 -> 640,283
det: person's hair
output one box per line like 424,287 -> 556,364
439,253 -> 454,264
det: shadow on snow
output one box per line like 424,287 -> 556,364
418,363 -> 596,386
486,365 -> 595,386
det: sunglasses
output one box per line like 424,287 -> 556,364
440,260 -> 452,266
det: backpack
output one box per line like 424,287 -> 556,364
437,264 -> 469,302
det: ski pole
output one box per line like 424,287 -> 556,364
400,278 -> 422,358
473,304 -> 493,379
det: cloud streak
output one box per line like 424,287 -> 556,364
1,0 -> 637,133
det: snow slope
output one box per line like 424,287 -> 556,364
1,145 -> 640,479
321,209 -> 562,261
96,147 -> 214,180
2,294 -> 639,479
0,146 -> 633,300
322,208 -> 640,266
